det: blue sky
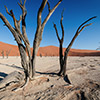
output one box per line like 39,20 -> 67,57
0,0 -> 100,50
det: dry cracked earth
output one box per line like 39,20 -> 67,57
0,56 -> 100,100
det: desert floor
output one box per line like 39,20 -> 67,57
0,56 -> 100,100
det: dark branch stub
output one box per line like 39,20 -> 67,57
47,1 -> 51,12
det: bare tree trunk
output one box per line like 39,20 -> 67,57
0,0 -> 63,85
54,11 -> 96,76
6,49 -> 11,58
1,50 -> 4,58
31,0 -> 63,80
18,44 -> 28,74
58,43 -> 64,76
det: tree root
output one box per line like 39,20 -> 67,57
0,81 -> 19,92
11,75 -> 48,92
12,77 -> 29,92
0,71 -> 25,92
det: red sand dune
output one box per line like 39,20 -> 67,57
0,41 -> 100,57
0,42 -> 19,56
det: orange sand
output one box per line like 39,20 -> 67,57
0,41 -> 100,56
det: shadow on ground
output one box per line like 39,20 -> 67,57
0,63 -> 23,70
64,75 -> 71,84
0,72 -> 8,81
36,71 -> 71,84
36,71 -> 57,76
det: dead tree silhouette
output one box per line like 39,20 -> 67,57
0,0 -> 63,90
6,49 -> 11,58
53,11 -> 96,76
1,50 -> 4,58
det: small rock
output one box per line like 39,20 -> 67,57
90,65 -> 95,67
51,85 -> 54,88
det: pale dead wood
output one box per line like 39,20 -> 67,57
53,23 -> 61,42
60,9 -> 64,42
54,11 -> 96,76
0,13 -> 22,44
31,0 -> 63,80
65,16 -> 97,55
6,49 -> 12,58
47,1 -> 51,12
18,0 -> 32,65
5,6 -> 29,45
0,0 -> 63,90
42,0 -> 63,27
1,50 -> 4,58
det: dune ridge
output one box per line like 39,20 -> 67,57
0,41 -> 100,56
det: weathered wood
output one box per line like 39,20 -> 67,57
42,0 -> 63,27
54,11 -> 96,76
1,50 -> 4,58
0,0 -> 63,89
0,71 -> 24,90
65,16 -> 97,56
6,49 -> 11,58
31,0 -> 63,80
0,13 -> 22,44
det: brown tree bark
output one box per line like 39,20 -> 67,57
54,12 -> 96,76
0,0 -> 63,89
1,50 -> 4,58
6,49 -> 11,58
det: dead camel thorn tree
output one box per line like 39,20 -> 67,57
53,11 -> 97,76
6,49 -> 12,58
0,0 -> 62,89
1,50 -> 4,58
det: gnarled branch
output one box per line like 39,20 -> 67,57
65,16 -> 97,56
47,1 -> 51,12
42,0 -> 63,27
5,6 -> 12,17
60,9 -> 64,42
18,0 -> 31,61
53,9 -> 64,43
18,0 -> 29,44
37,0 -> 47,28
53,23 -> 61,42
5,6 -> 27,44
0,13 -> 22,44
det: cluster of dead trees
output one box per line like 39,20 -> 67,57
0,0 -> 96,90
1,49 -> 11,58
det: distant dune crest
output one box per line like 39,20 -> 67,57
0,41 -> 100,56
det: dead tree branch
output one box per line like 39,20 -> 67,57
31,0 -> 63,80
0,0 -> 63,90
42,0 -> 62,27
1,50 -> 4,58
6,49 -> 12,58
65,16 -> 97,55
53,23 -> 61,42
47,1 -> 51,12
54,10 -> 96,76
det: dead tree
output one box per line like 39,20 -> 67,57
6,49 -> 11,58
40,53 -> 42,57
0,0 -> 62,88
1,50 -> 4,58
53,11 -> 96,76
